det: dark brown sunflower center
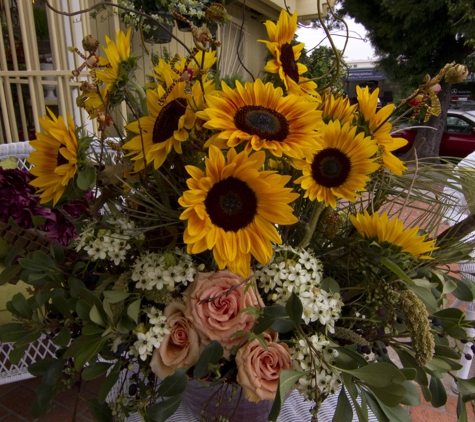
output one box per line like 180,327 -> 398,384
57,149 -> 69,167
204,176 -> 258,232
281,43 -> 299,84
311,148 -> 352,188
234,105 -> 289,142
152,97 -> 187,144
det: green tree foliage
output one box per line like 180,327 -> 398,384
299,45 -> 347,93
339,0 -> 474,159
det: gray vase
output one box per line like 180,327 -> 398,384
183,379 -> 274,421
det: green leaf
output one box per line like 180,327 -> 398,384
429,376 -> 447,407
82,362 -> 113,381
360,389 -> 390,422
400,381 -> 421,406
434,344 -> 463,359
43,358 -> 65,386
53,326 -> 71,347
321,277 -> 340,293
335,346 -> 368,368
452,275 -> 475,302
340,362 -> 406,387
98,361 -> 121,403
442,279 -> 458,295
87,399 -> 113,422
156,367 -> 188,397
193,341 -> 223,379
63,334 -> 107,371
397,349 -> 428,388
29,358 -> 58,377
103,290 -> 130,304
457,394 -> 468,422
332,387 -> 353,422
33,383 -> 55,418
0,323 -> 27,342
381,257 -> 414,284
268,370 -> 304,422
77,166 -> 97,190
82,324 -> 106,336
455,376 -> 475,398
145,395 -> 183,422
127,298 -> 142,323
18,250 -> 56,272
377,400 -> 412,422
50,244 -> 65,265
254,305 -> 295,334
90,304 -> 106,327
9,344 -> 28,365
285,292 -> 303,328
425,357 -> 453,373
52,296 -> 73,319
11,292 -> 32,318
0,264 -> 22,286
367,383 -> 407,407
68,277 -> 86,298
14,329 -> 41,348
406,284 -> 438,314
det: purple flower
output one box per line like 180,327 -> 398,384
0,168 -> 90,246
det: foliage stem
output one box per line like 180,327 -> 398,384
298,201 -> 326,248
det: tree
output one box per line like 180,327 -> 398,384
299,45 -> 347,93
339,0 -> 473,159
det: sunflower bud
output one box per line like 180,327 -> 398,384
445,64 -> 469,84
206,3 -> 228,24
82,35 -> 99,53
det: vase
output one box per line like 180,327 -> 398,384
183,379 -> 273,421
142,11 -> 174,44
40,62 -> 57,101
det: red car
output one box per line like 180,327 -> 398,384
393,109 -> 475,158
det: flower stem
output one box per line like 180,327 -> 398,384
298,201 -> 326,249
127,80 -> 148,116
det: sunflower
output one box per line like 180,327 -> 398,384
356,86 -> 407,176
259,10 -> 318,97
294,120 -> 380,208
123,76 -> 215,171
151,50 -> 217,87
349,211 -> 437,259
321,93 -> 357,125
27,109 -> 78,206
196,78 -> 322,159
179,146 -> 299,277
84,28 -> 135,113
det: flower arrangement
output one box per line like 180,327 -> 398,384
1,3 -> 475,422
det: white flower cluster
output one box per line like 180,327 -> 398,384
169,0 -> 209,18
290,333 -> 341,398
131,249 -> 196,291
75,217 -> 138,265
257,245 -> 343,330
131,307 -> 170,360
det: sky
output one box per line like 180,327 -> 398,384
296,18 -> 376,62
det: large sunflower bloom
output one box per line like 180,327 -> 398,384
123,76 -> 215,171
356,86 -> 407,176
349,211 -> 437,259
294,120 -> 380,208
179,146 -> 299,277
259,10 -> 318,97
84,29 -> 133,113
197,78 -> 322,159
27,109 -> 78,205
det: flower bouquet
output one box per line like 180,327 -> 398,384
1,3 -> 475,422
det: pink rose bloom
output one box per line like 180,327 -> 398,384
236,330 -> 292,402
184,270 -> 262,358
150,302 -> 201,379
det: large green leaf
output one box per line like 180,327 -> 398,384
0,264 -> 22,286
52,296 -> 73,319
367,383 -> 407,407
127,298 -> 142,323
285,292 -> 303,328
77,166 -> 97,190
396,349 -> 428,386
156,367 -> 188,397
103,290 -> 131,304
0,323 -> 28,342
82,362 -> 113,381
400,381 -> 421,406
87,399 -> 113,422
193,341 -> 223,379
452,274 -> 475,302
11,293 -> 32,318
332,387 -> 353,422
254,305 -> 295,334
98,361 -> 121,403
429,376 -> 447,407
63,333 -> 108,371
9,344 -> 28,365
340,362 -> 406,387
406,284 -> 438,314
268,370 -> 304,422
53,326 -> 71,347
145,395 -> 183,422
360,389 -> 390,422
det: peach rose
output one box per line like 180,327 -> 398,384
236,330 -> 292,402
150,301 -> 200,380
184,270 -> 263,358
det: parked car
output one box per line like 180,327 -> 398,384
393,110 -> 475,158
